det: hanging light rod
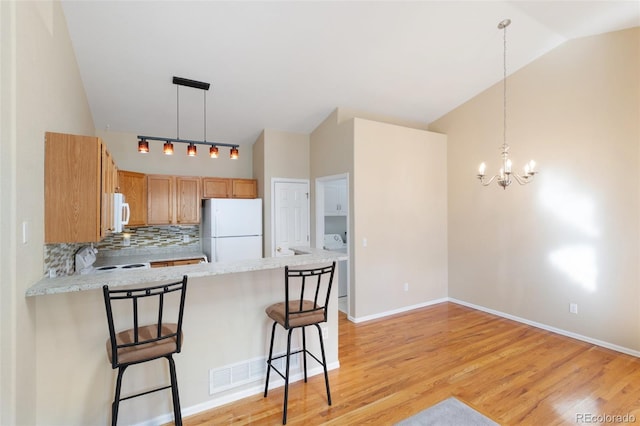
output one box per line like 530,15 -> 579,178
137,76 -> 240,158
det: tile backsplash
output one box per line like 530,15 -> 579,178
44,225 -> 200,277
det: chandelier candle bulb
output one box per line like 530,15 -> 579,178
505,159 -> 512,173
478,162 -> 486,176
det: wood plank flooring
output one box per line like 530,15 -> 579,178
183,302 -> 640,425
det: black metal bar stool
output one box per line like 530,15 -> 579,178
263,262 -> 336,424
102,276 -> 188,426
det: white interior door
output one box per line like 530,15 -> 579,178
273,181 -> 309,256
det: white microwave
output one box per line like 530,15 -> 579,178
113,193 -> 130,233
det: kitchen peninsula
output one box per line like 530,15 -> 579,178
28,247 -> 345,297
28,248 -> 347,425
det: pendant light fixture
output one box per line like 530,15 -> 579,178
477,19 -> 537,189
137,76 -> 240,158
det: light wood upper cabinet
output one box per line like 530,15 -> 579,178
45,132 -> 115,243
101,147 -> 118,236
202,177 -> 231,198
147,175 -> 173,225
118,170 -> 147,226
202,177 -> 257,199
175,176 -> 201,224
231,178 -> 257,199
147,175 -> 201,225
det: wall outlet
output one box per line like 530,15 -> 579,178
403,282 -> 409,292
362,238 -> 367,247
569,303 -> 578,314
322,327 -> 328,340
183,235 -> 190,243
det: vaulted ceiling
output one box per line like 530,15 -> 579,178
61,1 -> 640,146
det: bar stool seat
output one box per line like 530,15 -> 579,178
264,262 -> 336,424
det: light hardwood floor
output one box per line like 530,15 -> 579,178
183,302 -> 640,425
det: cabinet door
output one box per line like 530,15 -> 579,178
176,176 -> 201,224
202,177 -> 230,198
118,170 -> 147,226
45,132 -> 101,243
147,175 -> 174,225
231,179 -> 257,199
324,182 -> 347,216
101,145 -> 118,237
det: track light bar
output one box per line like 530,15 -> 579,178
137,135 -> 238,150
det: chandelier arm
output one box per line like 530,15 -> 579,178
477,175 -> 499,186
511,173 -> 534,185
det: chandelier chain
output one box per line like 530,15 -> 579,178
503,22 -> 507,151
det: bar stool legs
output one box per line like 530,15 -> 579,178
109,356 -> 182,426
264,323 -> 332,425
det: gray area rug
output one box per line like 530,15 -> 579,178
395,397 -> 500,426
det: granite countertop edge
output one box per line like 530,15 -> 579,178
26,248 -> 348,297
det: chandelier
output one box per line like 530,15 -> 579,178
137,77 -> 239,159
477,19 -> 536,189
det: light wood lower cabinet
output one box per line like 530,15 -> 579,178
147,175 -> 201,225
45,132 -> 117,243
150,258 -> 204,268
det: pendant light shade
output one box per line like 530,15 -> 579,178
138,139 -> 149,153
230,147 -> 239,160
209,145 -> 219,158
163,141 -> 174,155
187,143 -> 197,157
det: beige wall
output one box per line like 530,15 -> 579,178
254,128 -> 310,256
309,109 -> 354,248
1,1 -> 95,424
430,27 -> 640,351
96,129 -> 254,178
310,109 -> 448,319
352,119 -> 448,318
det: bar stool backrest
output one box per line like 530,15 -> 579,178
102,276 -> 188,369
284,262 -> 335,329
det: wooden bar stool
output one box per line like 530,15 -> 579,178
263,262 -> 336,424
102,276 -> 188,426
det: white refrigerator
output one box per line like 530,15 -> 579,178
202,198 -> 263,262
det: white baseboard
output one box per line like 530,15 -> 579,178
449,298 -> 640,358
349,297 -> 448,323
134,361 -> 340,426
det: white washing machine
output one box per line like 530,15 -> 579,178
324,234 -> 347,297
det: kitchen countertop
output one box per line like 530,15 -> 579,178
26,247 -> 348,297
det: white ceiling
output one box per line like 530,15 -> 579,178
61,1 -> 640,147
